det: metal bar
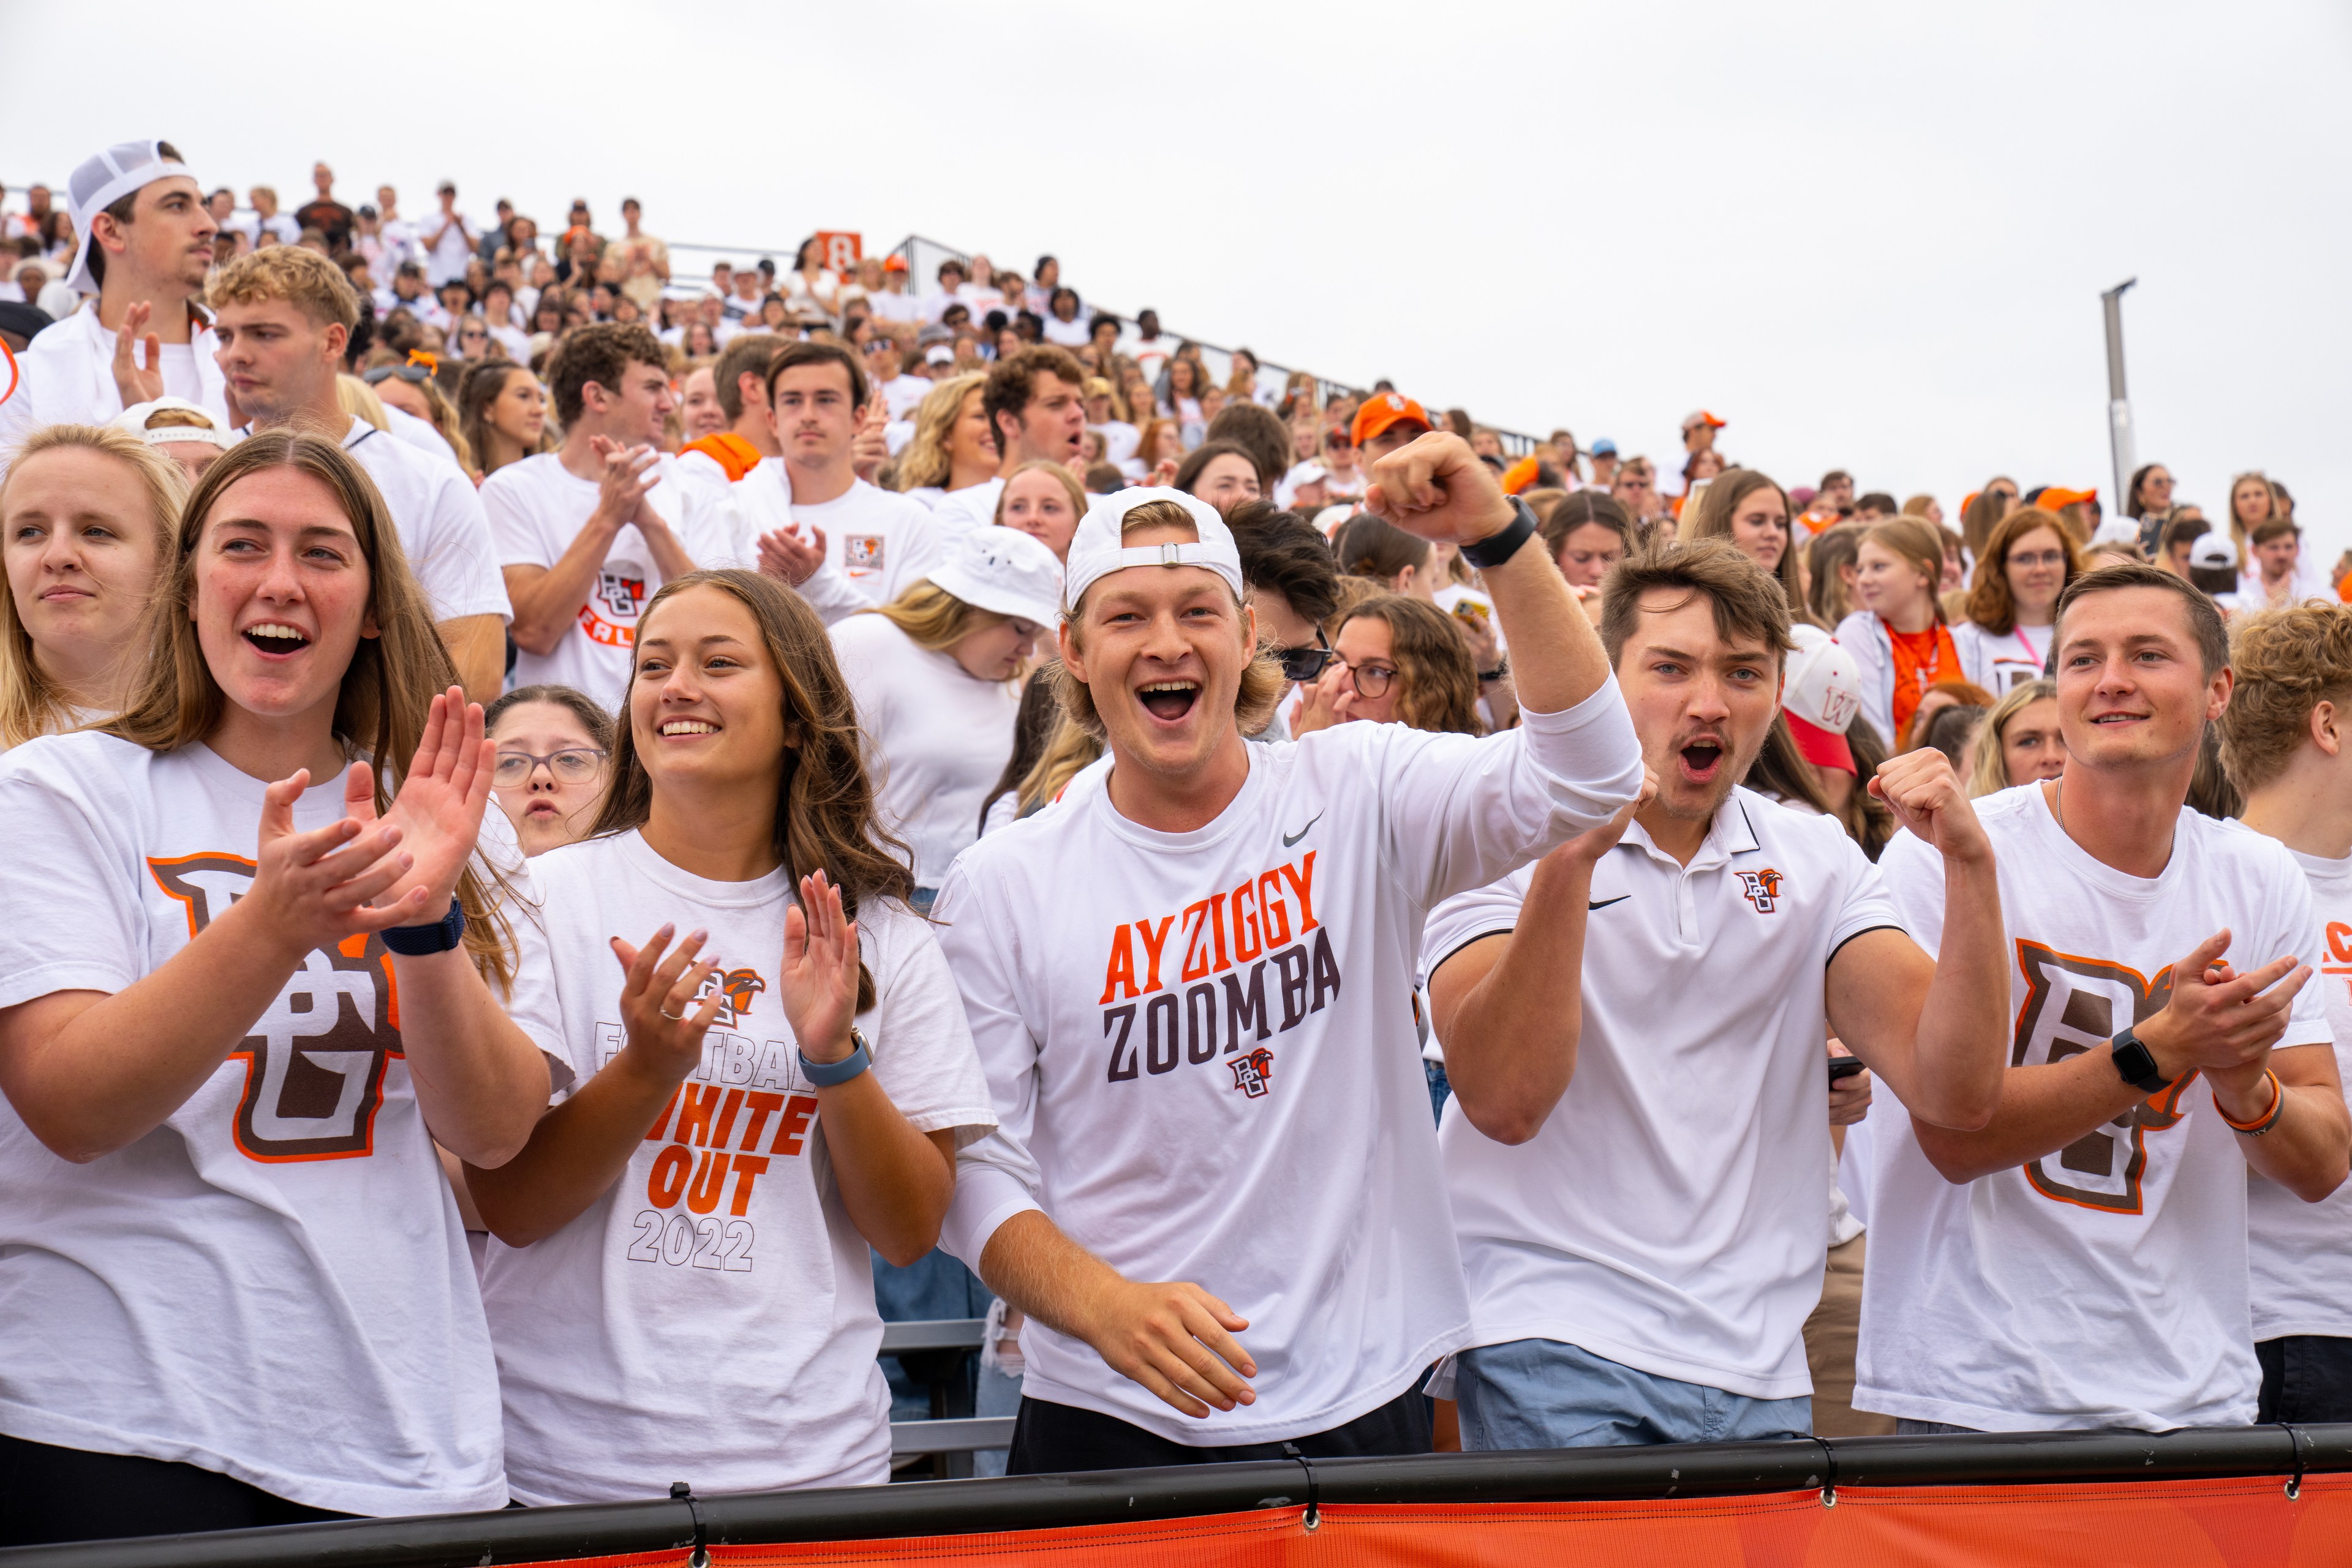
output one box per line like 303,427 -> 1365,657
9,1423 -> 2350,1568
2101,278 -> 2139,512
878,1317 -> 986,1352
890,1417 -> 1016,1457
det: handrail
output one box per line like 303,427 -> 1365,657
6,1422 -> 2346,1567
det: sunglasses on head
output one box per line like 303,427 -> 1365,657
363,363 -> 431,385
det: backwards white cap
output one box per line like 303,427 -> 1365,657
1062,486 -> 1245,615
64,140 -> 197,297
113,397 -> 236,451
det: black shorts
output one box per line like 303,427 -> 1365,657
0,1433 -> 354,1548
1006,1385 -> 1431,1475
2256,1335 -> 2352,1424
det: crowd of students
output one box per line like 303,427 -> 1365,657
1,139 -> 2349,1547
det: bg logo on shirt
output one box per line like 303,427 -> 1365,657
2011,940 -> 2188,1215
579,560 -> 650,649
1738,869 -> 1785,913
698,966 -> 767,1028
844,534 -> 886,576
149,853 -> 399,1162
1228,1046 -> 1275,1098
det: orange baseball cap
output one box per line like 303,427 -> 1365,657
1501,454 -> 1542,494
883,254 -> 908,272
2040,487 -> 2098,510
1680,409 -> 1727,431
1351,392 -> 1431,447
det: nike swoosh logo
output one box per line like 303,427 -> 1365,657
1281,811 -> 1325,850
1588,895 -> 1630,911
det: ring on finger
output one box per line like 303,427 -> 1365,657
659,1005 -> 686,1021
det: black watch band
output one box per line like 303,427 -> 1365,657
381,897 -> 468,957
1460,497 -> 1539,571
2109,1026 -> 2171,1095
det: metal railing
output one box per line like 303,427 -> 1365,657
879,1317 -> 1014,1461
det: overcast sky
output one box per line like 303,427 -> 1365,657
9,0 -> 2350,558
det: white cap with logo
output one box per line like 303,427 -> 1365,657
924,526 -> 1064,630
64,140 -> 197,297
1782,624 -> 1863,774
113,398 -> 236,450
1062,486 -> 1245,615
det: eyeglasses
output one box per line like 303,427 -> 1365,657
2007,549 -> 2068,570
493,748 -> 608,786
1333,658 -> 1396,699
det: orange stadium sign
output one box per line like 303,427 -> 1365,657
814,232 -> 862,274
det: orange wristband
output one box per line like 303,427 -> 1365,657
2217,1069 -> 2285,1136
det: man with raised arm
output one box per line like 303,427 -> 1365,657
1858,564 -> 2349,1433
1419,540 -> 2008,1449
935,435 -> 1643,1471
0,140 -> 224,478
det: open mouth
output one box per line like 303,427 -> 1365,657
658,718 -> 719,738
243,622 -> 311,656
1137,680 -> 1200,723
1679,739 -> 1725,780
2089,712 -> 2147,726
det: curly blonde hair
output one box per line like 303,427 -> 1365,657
2217,603 -> 2352,794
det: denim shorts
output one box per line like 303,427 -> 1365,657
1453,1338 -> 1812,1450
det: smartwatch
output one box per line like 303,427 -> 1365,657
2108,1025 -> 2172,1095
1460,497 -> 1539,571
799,1027 -> 873,1088
380,897 -> 467,957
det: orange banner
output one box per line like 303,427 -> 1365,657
507,1473 -> 2352,1567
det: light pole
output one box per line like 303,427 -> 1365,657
2101,279 -> 2138,519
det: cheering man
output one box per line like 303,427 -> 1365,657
936,435 -> 1643,1471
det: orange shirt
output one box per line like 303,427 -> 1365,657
1887,622 -> 1958,741
680,431 -> 763,482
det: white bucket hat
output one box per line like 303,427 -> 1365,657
64,140 -> 198,296
1063,486 -> 1244,613
926,526 -> 1064,630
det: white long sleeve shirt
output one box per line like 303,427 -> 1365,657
933,683 -> 1643,1444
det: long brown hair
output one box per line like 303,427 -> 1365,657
105,429 -> 516,988
588,569 -> 913,1007
1686,468 -> 1803,606
457,361 -> 551,481
0,424 -> 189,748
1963,507 -> 2084,636
1336,593 -> 1482,736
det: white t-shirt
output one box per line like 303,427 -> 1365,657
423,212 -> 478,287
0,732 -> 562,1515
828,615 -> 1022,889
1091,420 -> 1140,466
1042,316 -> 1091,348
731,469 -> 948,626
2248,846 -> 2352,1342
935,685 -> 1645,1444
0,304 -> 229,480
928,475 -> 1004,535
870,288 -> 924,325
483,451 -> 736,711
884,374 -> 934,421
383,403 -> 459,466
480,830 -> 993,1502
1420,789 -> 1901,1400
336,419 -> 511,624
1858,785 -> 2332,1431
1951,618 -> 2052,695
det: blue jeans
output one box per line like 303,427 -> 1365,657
1425,1059 -> 1452,1126
1455,1338 -> 1812,1450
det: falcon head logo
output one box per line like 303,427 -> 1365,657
704,967 -> 767,1026
1738,869 -> 1784,913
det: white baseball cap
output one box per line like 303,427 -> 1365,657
1063,486 -> 1244,614
64,140 -> 198,296
2188,532 -> 2238,571
1783,624 -> 1863,774
113,397 -> 236,450
2090,515 -> 2142,549
925,526 -> 1063,630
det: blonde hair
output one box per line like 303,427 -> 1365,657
992,459 -> 1087,528
892,372 -> 987,492
0,425 -> 189,748
1052,499 -> 1284,737
206,244 -> 361,331
2219,604 -> 2352,795
1968,679 -> 2057,797
869,581 -> 1006,658
1015,711 -> 1104,815
1860,517 -> 1948,624
107,430 -> 516,990
337,374 -> 391,431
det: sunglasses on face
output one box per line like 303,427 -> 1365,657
1275,641 -> 1337,684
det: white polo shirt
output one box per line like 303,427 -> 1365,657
1420,787 -> 1904,1400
